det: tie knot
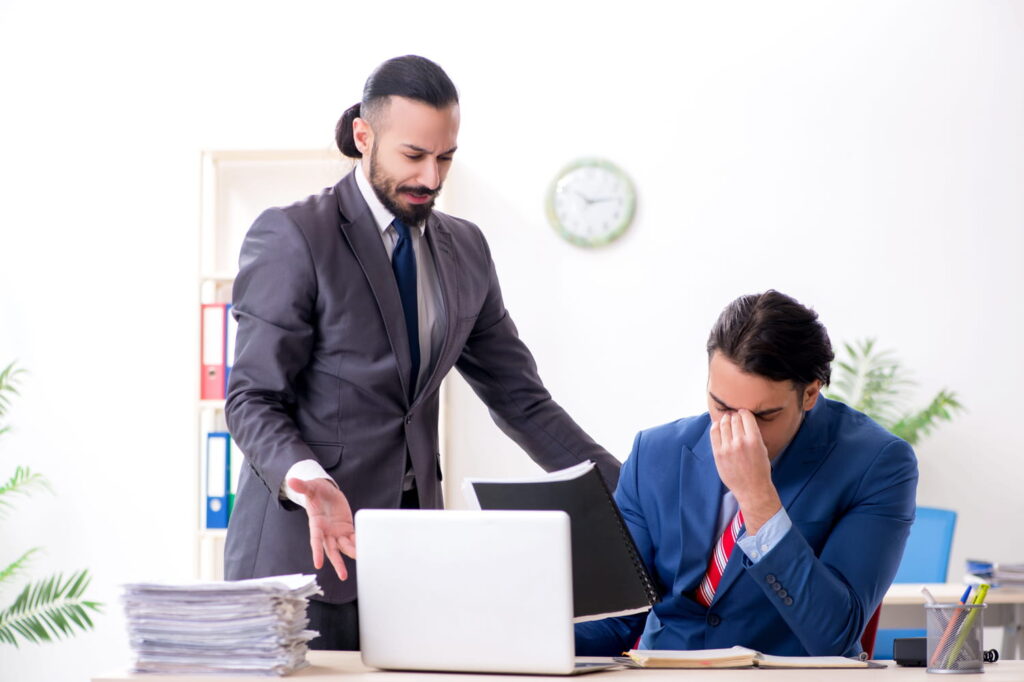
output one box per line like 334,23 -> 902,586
392,218 -> 411,241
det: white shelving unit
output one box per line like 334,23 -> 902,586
196,148 -> 352,580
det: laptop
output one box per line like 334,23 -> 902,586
355,509 -> 620,675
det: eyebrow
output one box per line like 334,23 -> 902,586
709,392 -> 785,418
401,143 -> 458,156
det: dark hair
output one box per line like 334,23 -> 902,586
335,55 -> 459,158
707,290 -> 834,387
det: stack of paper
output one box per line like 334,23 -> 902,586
966,559 -> 1024,586
122,574 -> 321,676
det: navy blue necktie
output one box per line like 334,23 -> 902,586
391,218 -> 419,398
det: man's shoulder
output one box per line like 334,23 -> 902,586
817,397 -> 916,464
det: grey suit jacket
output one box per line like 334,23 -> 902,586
224,169 -> 620,603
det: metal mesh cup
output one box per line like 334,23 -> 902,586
926,603 -> 986,674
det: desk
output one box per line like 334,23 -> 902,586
881,583 -> 1024,659
92,652 -> 1024,681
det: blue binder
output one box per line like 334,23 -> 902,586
205,432 -> 231,529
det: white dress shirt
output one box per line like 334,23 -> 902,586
279,163 -> 447,507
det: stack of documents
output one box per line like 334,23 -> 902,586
966,559 -> 1024,587
122,574 -> 321,675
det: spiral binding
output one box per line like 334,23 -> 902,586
593,467 -> 659,605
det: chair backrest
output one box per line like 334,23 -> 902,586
867,506 -> 957,660
893,506 -> 957,583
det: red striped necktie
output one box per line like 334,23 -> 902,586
695,509 -> 744,608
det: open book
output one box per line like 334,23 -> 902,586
462,461 -> 658,622
623,646 -> 878,669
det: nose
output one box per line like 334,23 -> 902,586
419,159 -> 440,190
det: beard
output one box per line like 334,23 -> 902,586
368,145 -> 441,226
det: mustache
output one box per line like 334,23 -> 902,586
397,185 -> 439,198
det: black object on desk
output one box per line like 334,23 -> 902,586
893,637 -> 927,667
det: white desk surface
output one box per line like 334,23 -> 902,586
884,583 -> 1024,605
92,651 -> 1024,681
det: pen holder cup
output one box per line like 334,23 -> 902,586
926,603 -> 986,674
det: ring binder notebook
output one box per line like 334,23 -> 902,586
463,461 -> 658,621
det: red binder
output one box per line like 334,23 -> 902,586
201,303 -> 227,400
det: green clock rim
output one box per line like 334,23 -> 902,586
545,157 -> 636,248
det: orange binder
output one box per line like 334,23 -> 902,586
201,303 -> 227,400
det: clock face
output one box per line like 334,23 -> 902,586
546,159 -> 636,247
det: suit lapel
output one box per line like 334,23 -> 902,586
678,421 -> 726,592
412,213 -> 459,406
710,400 -> 834,607
334,171 -> 415,404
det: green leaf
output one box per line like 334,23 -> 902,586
890,390 -> 965,445
0,466 -> 52,518
0,547 -> 40,588
0,362 -> 26,426
0,570 -> 103,647
826,339 -> 964,445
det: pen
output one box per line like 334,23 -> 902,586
928,585 -> 974,667
943,583 -> 990,669
921,587 -> 937,604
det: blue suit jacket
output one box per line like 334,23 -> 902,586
576,397 -> 918,657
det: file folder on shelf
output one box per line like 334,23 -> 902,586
225,303 -> 238,396
205,432 -> 230,529
201,303 -> 228,400
228,435 -> 245,519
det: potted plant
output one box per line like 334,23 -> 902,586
0,361 -> 102,646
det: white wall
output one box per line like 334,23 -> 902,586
1,1 -> 1021,679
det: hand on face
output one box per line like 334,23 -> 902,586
288,478 -> 357,581
709,410 -> 782,535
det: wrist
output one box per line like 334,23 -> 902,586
737,487 -> 782,536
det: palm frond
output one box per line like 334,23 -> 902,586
0,548 -> 41,588
0,466 -> 51,518
825,339 -> 914,428
0,361 -> 26,424
890,390 -> 965,446
0,570 -> 102,647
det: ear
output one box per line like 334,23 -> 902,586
801,380 -> 822,411
353,117 -> 373,156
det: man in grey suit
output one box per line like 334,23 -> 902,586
224,55 -> 620,650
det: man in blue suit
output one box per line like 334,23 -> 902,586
576,290 -> 918,657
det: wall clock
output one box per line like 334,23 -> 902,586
546,158 -> 636,247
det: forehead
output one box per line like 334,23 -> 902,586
707,351 -> 796,410
374,96 -> 460,147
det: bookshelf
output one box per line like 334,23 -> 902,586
195,148 -> 352,579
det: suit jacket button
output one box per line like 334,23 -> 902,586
706,613 -> 722,627
778,589 -> 788,599
771,582 -> 782,592
765,575 -> 776,584
405,414 -> 413,425
784,597 -> 794,606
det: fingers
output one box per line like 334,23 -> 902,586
324,536 -> 349,581
719,412 -> 734,447
738,409 -> 760,442
309,526 -> 324,570
337,532 -> 357,560
710,417 -> 722,453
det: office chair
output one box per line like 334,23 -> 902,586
868,506 -> 958,659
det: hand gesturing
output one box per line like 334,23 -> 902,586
287,478 -> 357,581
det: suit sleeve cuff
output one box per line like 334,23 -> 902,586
280,459 -> 337,508
737,506 -> 792,563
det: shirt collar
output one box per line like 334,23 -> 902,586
354,161 -> 424,235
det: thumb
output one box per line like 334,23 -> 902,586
287,478 -> 309,495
